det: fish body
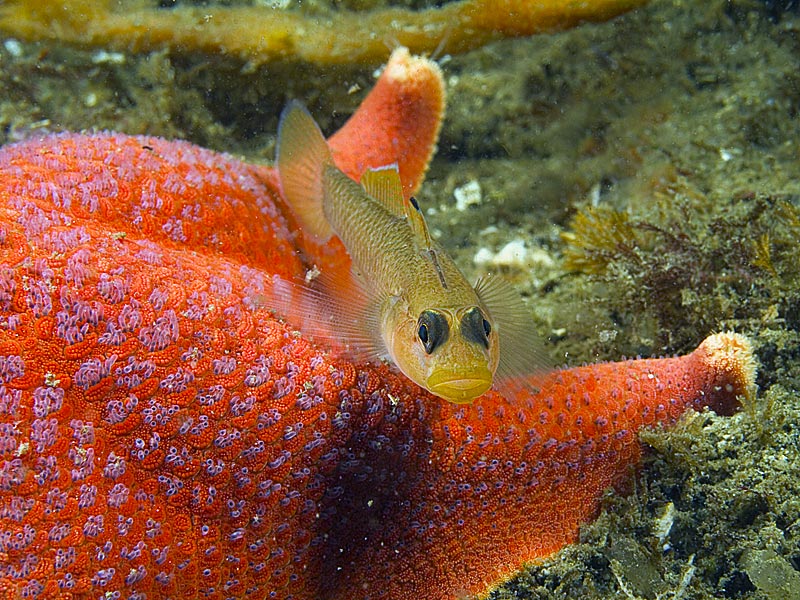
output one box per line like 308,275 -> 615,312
277,102 -> 545,403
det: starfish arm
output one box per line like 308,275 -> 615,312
327,47 -> 445,201
323,333 -> 755,598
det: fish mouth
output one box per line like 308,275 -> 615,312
427,369 -> 492,404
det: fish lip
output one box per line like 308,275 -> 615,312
427,369 -> 492,403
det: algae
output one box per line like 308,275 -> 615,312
0,0 -> 648,65
744,549 -> 800,600
2,0 -> 800,598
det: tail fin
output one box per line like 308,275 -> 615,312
276,101 -> 335,241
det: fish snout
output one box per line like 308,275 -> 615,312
426,366 -> 493,404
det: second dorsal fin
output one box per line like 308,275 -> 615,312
361,165 -> 433,249
405,195 -> 433,249
360,164 -> 405,218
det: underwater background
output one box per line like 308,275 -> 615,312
1,0 -> 799,598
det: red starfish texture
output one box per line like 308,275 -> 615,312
0,49 -> 755,600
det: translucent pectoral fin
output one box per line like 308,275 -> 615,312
474,273 -> 551,386
267,269 -> 387,363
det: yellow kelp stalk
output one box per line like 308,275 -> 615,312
0,0 -> 648,65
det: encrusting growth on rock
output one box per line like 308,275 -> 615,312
0,0 -> 649,65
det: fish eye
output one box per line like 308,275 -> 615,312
417,310 -> 449,354
461,307 -> 491,349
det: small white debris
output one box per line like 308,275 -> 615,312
473,239 -> 554,271
719,148 -> 732,161
304,265 -> 321,284
473,247 -> 495,267
453,180 -> 482,211
493,239 -> 529,267
257,0 -> 293,7
654,501 -> 675,548
589,182 -> 602,207
15,441 -> 29,457
85,92 -> 98,108
598,329 -> 618,343
674,554 -> 696,600
91,50 -> 126,65
3,39 -> 23,57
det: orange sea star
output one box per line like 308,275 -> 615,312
0,49 -> 755,599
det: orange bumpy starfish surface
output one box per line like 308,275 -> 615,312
0,49 -> 754,599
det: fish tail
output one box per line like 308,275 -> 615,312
277,101 -> 335,241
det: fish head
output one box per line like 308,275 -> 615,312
386,304 -> 500,404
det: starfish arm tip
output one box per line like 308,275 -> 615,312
699,331 -> 757,404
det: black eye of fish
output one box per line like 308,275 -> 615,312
417,310 -> 449,354
461,307 -> 491,349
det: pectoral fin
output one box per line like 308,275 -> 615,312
474,274 -> 550,384
268,269 -> 387,363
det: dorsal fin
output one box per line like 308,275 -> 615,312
276,101 -> 335,241
361,164 -> 434,249
405,195 -> 434,250
360,164 -> 405,218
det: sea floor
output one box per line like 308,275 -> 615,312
1,0 -> 799,598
